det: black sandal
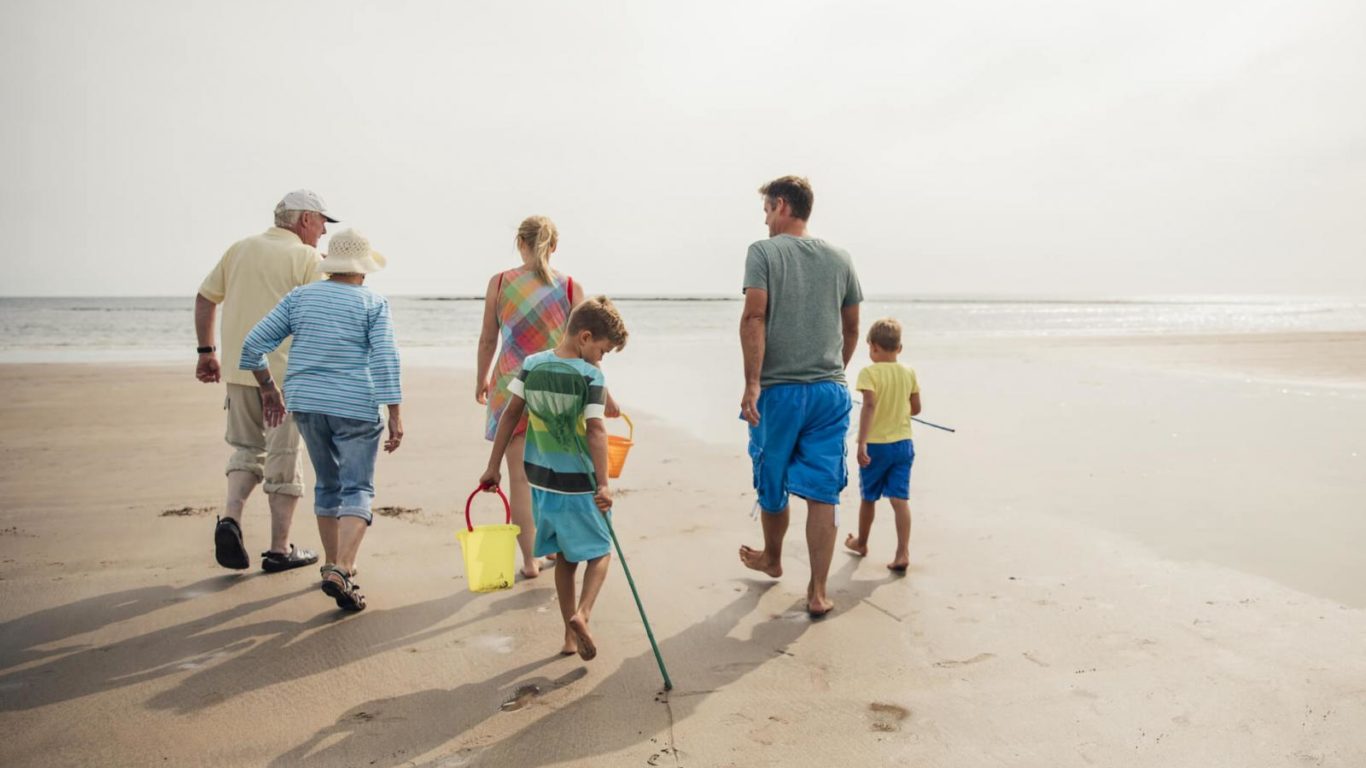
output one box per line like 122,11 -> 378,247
261,544 -> 319,573
214,517 -> 249,570
320,565 -> 366,611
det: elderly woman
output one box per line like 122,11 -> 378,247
240,229 -> 402,611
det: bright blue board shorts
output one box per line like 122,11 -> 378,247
531,488 -> 612,563
859,439 -> 914,501
747,381 -> 852,512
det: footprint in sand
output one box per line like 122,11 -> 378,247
499,684 -> 542,712
160,506 -> 213,517
933,652 -> 995,668
869,702 -> 910,732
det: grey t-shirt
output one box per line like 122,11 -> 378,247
743,235 -> 863,387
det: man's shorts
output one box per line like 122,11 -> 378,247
223,383 -> 303,496
532,489 -> 613,563
748,381 -> 852,512
859,439 -> 915,502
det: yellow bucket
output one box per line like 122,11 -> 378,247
606,412 -> 634,479
457,486 -> 520,593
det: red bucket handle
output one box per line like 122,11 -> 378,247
465,485 -> 511,532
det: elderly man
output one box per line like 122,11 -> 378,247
738,175 -> 862,617
194,190 -> 336,572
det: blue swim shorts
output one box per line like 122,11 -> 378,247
859,439 -> 914,502
748,381 -> 852,512
532,488 -> 612,563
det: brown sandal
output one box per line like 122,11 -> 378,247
320,565 -> 366,611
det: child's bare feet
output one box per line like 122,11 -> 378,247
738,545 -> 782,578
560,628 -> 578,656
522,563 -> 541,579
844,533 -> 868,556
567,614 -> 596,661
887,556 -> 909,572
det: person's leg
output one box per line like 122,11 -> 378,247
333,516 -> 369,574
845,500 -> 876,556
785,382 -> 852,616
740,385 -> 798,578
848,441 -> 888,555
217,385 -> 266,569
224,471 -> 259,524
805,500 -> 837,615
316,517 -> 340,566
265,493 -> 299,554
331,414 -> 383,582
888,498 -> 911,571
504,434 -> 539,577
555,558 -> 581,655
295,412 -> 344,568
222,384 -> 267,524
884,441 -> 913,571
567,553 -> 611,661
740,507 -> 789,578
263,411 -> 308,555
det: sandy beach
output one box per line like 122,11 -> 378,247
2,333 -> 1365,767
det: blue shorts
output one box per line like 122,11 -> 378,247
532,489 -> 612,563
748,381 -> 852,512
859,439 -> 914,501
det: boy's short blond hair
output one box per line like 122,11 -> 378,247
867,317 -> 902,351
568,295 -> 629,351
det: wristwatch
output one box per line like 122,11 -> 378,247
197,345 -> 216,354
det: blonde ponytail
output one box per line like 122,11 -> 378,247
516,215 -> 558,284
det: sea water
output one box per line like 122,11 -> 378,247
3,295 -> 1364,441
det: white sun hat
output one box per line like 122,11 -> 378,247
320,229 -> 387,274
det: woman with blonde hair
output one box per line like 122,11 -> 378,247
476,215 -> 614,578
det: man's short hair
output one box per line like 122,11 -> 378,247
867,317 -> 902,350
568,296 -> 629,351
274,208 -> 303,228
758,175 -> 814,220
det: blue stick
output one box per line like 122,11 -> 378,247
911,416 -> 956,433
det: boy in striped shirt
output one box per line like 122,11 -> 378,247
479,297 -> 628,660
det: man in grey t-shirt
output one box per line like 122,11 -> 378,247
739,175 -> 862,617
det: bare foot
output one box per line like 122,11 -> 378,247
567,615 -> 597,661
807,596 -> 835,617
887,558 -> 909,572
560,629 -> 578,656
806,581 -> 834,618
739,545 -> 782,578
521,563 -> 541,579
844,533 -> 868,556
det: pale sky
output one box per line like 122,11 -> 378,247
2,0 -> 1364,297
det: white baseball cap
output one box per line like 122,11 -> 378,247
275,189 -> 339,222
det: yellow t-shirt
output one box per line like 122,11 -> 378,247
855,362 -> 920,443
198,227 -> 323,387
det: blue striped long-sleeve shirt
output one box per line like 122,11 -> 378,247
240,281 -> 402,423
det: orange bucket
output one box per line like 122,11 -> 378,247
606,412 -> 634,479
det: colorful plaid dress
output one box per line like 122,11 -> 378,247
484,266 -> 574,441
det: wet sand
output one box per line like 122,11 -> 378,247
1,334 -> 1365,767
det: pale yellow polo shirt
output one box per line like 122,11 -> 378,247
855,362 -> 920,443
199,227 -> 323,387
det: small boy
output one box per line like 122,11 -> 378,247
845,317 -> 921,572
479,296 -> 629,660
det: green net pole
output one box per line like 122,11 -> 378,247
606,517 -> 673,691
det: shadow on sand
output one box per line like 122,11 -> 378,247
147,585 -> 550,714
273,558 -> 894,768
0,574 -> 250,672
0,576 -> 540,713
